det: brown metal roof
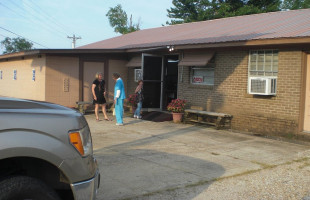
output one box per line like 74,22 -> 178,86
79,9 -> 310,50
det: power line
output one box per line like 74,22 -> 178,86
0,33 -> 10,38
22,1 -> 69,36
0,2 -> 25,19
6,1 -> 67,39
0,1 -> 82,49
0,26 -> 49,49
26,0 -> 73,35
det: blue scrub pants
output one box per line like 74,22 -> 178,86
115,98 -> 124,124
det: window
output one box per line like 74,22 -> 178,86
248,50 -> 278,95
32,69 -> 35,81
13,70 -> 17,80
190,62 -> 215,86
134,69 -> 142,82
0,70 -> 2,80
249,50 -> 278,77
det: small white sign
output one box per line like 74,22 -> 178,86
193,76 -> 203,83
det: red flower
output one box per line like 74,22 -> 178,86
167,99 -> 186,113
127,94 -> 137,106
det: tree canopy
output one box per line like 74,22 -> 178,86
166,0 -> 309,25
281,0 -> 310,9
1,37 -> 33,54
106,4 -> 140,34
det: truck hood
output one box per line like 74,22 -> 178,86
0,97 -> 88,132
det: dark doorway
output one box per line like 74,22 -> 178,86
163,55 -> 179,110
142,55 -> 162,108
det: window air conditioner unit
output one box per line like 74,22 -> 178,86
249,77 -> 277,95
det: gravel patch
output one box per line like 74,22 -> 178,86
133,159 -> 310,200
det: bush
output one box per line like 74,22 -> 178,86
127,94 -> 137,106
167,99 -> 187,113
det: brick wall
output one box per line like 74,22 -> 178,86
178,49 -> 302,136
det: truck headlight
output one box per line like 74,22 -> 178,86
69,125 -> 93,157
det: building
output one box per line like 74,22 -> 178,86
1,9 -> 310,138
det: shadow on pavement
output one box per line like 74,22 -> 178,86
94,126 -> 225,200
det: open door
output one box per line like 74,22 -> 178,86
142,54 -> 163,109
304,54 -> 310,132
163,55 -> 179,109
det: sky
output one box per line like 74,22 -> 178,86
0,0 -> 174,52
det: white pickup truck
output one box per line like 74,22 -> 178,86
0,97 -> 100,200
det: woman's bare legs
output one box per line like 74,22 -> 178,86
102,103 -> 110,120
95,104 -> 99,121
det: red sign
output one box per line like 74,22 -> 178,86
193,76 -> 203,83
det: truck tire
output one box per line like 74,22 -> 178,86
0,176 -> 61,200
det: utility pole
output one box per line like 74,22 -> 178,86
67,34 -> 81,48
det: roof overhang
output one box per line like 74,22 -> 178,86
175,37 -> 310,50
0,48 -> 126,60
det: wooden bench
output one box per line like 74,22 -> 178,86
184,109 -> 233,129
76,101 -> 92,114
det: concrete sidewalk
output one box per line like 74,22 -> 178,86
85,114 -> 310,200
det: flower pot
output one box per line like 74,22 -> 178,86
172,112 -> 184,123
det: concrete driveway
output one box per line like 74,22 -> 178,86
85,114 -> 310,200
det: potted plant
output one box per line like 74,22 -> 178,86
167,99 -> 187,123
127,94 -> 137,113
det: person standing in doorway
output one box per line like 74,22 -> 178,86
134,80 -> 144,119
92,72 -> 110,122
112,72 -> 126,125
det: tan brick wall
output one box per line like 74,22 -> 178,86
178,49 -> 302,136
45,56 -> 79,107
0,56 -> 46,100
108,60 -> 128,101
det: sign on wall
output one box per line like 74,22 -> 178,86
192,76 -> 203,83
135,69 -> 142,82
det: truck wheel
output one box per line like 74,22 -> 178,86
0,176 -> 61,200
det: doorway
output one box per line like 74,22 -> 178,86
141,54 -> 179,110
142,54 -> 162,108
163,55 -> 179,110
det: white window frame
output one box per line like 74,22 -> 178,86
248,50 -> 278,95
190,63 -> 215,86
134,68 -> 142,82
248,50 -> 278,77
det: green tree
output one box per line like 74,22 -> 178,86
1,37 -> 33,54
106,4 -> 140,34
282,0 -> 310,9
166,0 -> 282,25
